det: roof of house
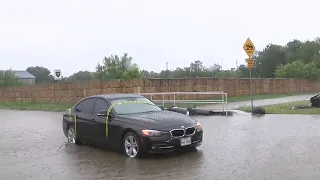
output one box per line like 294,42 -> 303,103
12,71 -> 36,79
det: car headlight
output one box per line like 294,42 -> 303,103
195,122 -> 202,132
141,129 -> 166,137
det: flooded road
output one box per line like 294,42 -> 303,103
1,109 -> 320,180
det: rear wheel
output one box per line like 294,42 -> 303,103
67,125 -> 81,145
122,132 -> 144,158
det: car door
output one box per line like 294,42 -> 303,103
92,98 -> 122,149
91,98 -> 109,146
68,100 -> 83,138
76,97 -> 96,143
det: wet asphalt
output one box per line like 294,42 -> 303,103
1,109 -> 320,180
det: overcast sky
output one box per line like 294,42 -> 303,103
0,0 -> 319,76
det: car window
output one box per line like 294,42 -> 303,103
94,98 -> 109,114
75,101 -> 83,111
81,98 -> 96,114
110,97 -> 161,115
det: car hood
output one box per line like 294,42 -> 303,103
119,110 -> 197,130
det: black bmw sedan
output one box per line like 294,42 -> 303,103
62,93 -> 203,158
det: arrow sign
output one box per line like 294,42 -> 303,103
247,57 -> 254,69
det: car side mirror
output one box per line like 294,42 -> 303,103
97,110 -> 107,117
75,107 -> 81,112
157,105 -> 165,110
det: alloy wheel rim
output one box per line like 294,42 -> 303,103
124,135 -> 138,158
67,128 -> 76,144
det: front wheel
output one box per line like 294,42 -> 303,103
122,132 -> 145,158
67,125 -> 81,145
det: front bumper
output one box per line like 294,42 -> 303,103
140,130 -> 203,153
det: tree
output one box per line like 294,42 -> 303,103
66,71 -> 93,82
235,64 -> 251,78
286,39 -> 303,53
26,66 -> 54,84
95,53 -> 143,80
249,37 -> 320,79
275,60 -> 320,80
121,64 -> 143,80
0,69 -> 22,87
293,40 -> 320,64
255,44 -> 287,78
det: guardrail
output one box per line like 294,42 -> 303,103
138,91 -> 228,115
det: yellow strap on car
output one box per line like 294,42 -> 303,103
68,108 -> 77,136
105,101 -> 156,137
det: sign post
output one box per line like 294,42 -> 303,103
243,38 -> 256,112
54,69 -> 62,81
54,69 -> 62,102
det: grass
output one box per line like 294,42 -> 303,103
0,102 -> 75,112
226,92 -> 306,102
0,92 -> 314,112
238,100 -> 320,115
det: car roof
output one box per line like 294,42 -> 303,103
91,93 -> 145,100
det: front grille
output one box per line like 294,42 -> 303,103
185,127 -> 195,135
170,129 -> 184,137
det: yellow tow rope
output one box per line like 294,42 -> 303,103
105,101 -> 156,137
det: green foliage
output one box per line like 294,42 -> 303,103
140,60 -> 250,79
0,69 -> 22,87
65,71 -> 93,82
275,60 -> 320,80
121,64 -> 143,80
26,66 -> 54,84
94,53 -> 143,80
255,44 -> 287,78
253,37 -> 320,79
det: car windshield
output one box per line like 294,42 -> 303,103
111,97 -> 162,115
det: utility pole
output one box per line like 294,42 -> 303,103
210,66 -> 214,77
220,59 -> 223,77
212,67 -> 214,77
166,62 -> 169,78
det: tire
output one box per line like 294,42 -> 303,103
67,125 -> 81,145
122,132 -> 145,158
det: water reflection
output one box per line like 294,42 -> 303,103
62,143 -> 204,179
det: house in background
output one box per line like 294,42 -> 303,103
12,70 -> 36,84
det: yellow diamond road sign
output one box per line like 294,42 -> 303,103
243,38 -> 255,58
247,58 -> 254,69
